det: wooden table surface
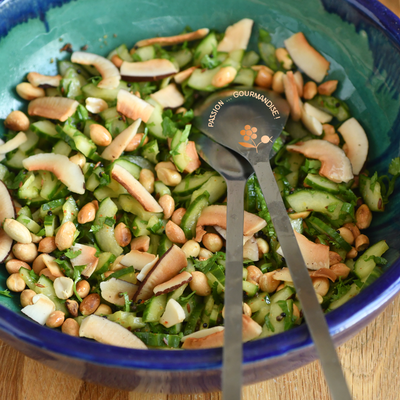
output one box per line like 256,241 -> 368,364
1,1 -> 400,400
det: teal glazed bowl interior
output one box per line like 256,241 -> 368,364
0,0 -> 400,393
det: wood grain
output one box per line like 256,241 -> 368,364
1,294 -> 399,400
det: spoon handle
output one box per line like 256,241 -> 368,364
252,161 -> 352,400
222,178 -> 246,400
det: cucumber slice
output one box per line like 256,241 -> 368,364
243,280 -> 258,297
308,95 -> 351,122
40,171 -> 61,200
142,293 -> 167,322
181,192 -> 210,239
95,252 -> 116,274
307,216 -> 352,252
362,266 -> 383,288
52,140 -> 72,156
19,267 -> 37,290
170,48 -> 192,68
304,174 -> 340,194
170,127 -> 191,172
18,173 -> 41,200
19,130 -> 39,154
252,304 -> 271,325
132,216 -> 151,237
115,44 -> 133,62
246,292 -> 271,313
60,196 -> 79,225
58,125 -> 97,158
242,50 -> 260,67
354,240 -> 389,280
329,283 -> 360,310
183,302 -> 204,335
194,32 -> 218,65
17,206 -> 31,218
0,164 -> 8,181
359,174 -> 384,212
208,303 -> 222,328
40,198 -> 65,218
107,311 -> 145,329
99,106 -> 120,123
94,197 -> 123,256
270,286 -> 295,303
173,171 -> 217,197
190,175 -> 227,204
187,67 -> 220,91
44,214 -> 57,237
81,81 -> 129,101
85,173 -> 100,192
233,68 -> 255,86
145,99 -> 165,141
154,181 -> 171,197
35,275 -> 69,315
119,194 -> 163,221
141,139 -> 159,165
61,67 -> 85,99
31,120 -> 58,140
158,234 -> 173,257
4,149 -> 26,169
135,45 -> 155,61
16,214 -> 41,234
58,60 -> 91,79
133,332 -> 181,348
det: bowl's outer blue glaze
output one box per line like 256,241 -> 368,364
0,0 -> 399,392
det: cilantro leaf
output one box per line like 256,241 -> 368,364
64,249 -> 82,259
120,291 -> 132,312
162,117 -> 178,138
389,157 -> 400,176
259,28 -> 272,43
193,251 -> 226,274
370,171 -> 378,191
29,269 -> 39,282
365,255 -> 387,265
264,313 -> 275,332
277,300 -> 297,331
105,266 -> 134,281
73,265 -> 86,302
0,289 -> 12,298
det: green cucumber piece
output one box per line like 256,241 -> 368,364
19,267 -> 37,290
44,214 -> 57,237
246,292 -> 271,313
106,311 -> 146,330
135,45 -> 155,61
18,173 -> 41,200
142,294 -> 167,323
329,283 -> 360,310
145,99 -> 165,141
170,48 -> 192,68
57,125 -> 97,158
16,215 -> 41,234
113,159 -> 141,180
95,252 -> 116,274
40,171 -> 61,200
243,280 -> 259,297
187,67 -> 220,91
183,302 -> 204,335
173,171 -> 217,197
133,332 -> 181,348
119,194 -> 163,221
242,50 -> 260,67
233,68 -> 255,86
4,149 -> 26,169
181,192 -> 210,239
359,174 -> 384,212
154,181 -> 171,197
304,174 -> 340,194
270,286 -> 295,304
141,139 -> 159,164
52,140 -> 72,156
40,198 -> 65,218
94,197 -> 123,256
132,216 -> 151,237
354,240 -> 389,280
190,175 -> 227,204
58,60 -> 91,79
60,196 -> 78,225
158,234 -> 173,257
308,95 -> 351,122
194,32 -> 218,65
19,130 -> 39,154
35,275 -> 69,315
30,120 -> 58,139
81,81 -> 129,101
252,304 -> 271,326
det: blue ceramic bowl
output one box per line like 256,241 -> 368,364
0,0 -> 399,393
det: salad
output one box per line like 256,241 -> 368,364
0,19 -> 399,350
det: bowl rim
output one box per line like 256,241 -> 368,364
0,0 -> 399,373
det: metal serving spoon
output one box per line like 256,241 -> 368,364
194,87 -> 352,400
190,131 -> 253,400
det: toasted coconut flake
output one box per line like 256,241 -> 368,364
181,326 -> 225,342
217,18 -> 254,52
294,231 -> 329,270
273,268 -> 293,282
304,102 -> 332,124
28,97 -> 79,122
243,236 -> 259,261
286,140 -> 354,183
301,104 -> 323,136
71,51 -> 120,89
284,32 -> 330,82
150,83 -> 185,109
120,59 -> 178,82
117,90 -> 154,122
121,250 -> 157,270
70,244 -> 99,278
133,245 -> 187,302
154,271 -> 192,295
174,66 -> 197,84
213,226 -> 252,245
111,164 -> 163,213
0,132 -> 27,155
101,118 -> 141,161
27,72 -> 62,88
195,205 -> 267,242
337,117 -> 368,175
42,254 -> 65,278
283,71 -> 302,121
134,28 -> 209,48
100,278 -> 138,306
309,268 -> 337,282
23,153 -> 85,195
136,255 -> 160,282
184,141 -> 201,174
85,97 -> 109,114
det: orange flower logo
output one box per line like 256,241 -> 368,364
239,125 -> 273,152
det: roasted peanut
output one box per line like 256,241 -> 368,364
77,201 -> 97,224
94,304 -> 112,316
156,167 -> 182,186
312,277 -> 329,297
6,259 -> 31,274
275,47 -> 293,70
32,254 -> 47,274
125,133 -> 148,152
355,234 -> 369,252
343,223 -> 360,240
342,143 -> 349,156
89,124 -> 112,146
85,97 -> 108,114
323,133 -> 340,146
165,221 -> 187,244
103,271 -> 114,278
31,233 -> 42,243
276,283 -> 285,292
211,66 -> 237,88
346,247 -> 358,259
37,237 -> 56,254
171,207 -> 186,226
322,124 -> 335,136
114,222 -> 132,248
158,194 -> 175,219
181,240 -> 201,258
293,303 -> 301,323
109,255 -> 125,271
111,54 -> 124,67
202,233 -> 223,253
329,251 -> 342,266
12,242 -> 38,263
189,271 -> 211,296
155,161 -> 176,171
318,80 -> 338,96
254,67 -> 273,89
256,238 -> 269,257
16,82 -> 45,100
55,221 -> 76,251
39,268 -> 57,281
356,204 -> 372,230
65,299 -> 79,318
303,81 -> 317,100
199,248 -> 213,261
20,289 -> 36,307
46,311 -> 65,328
4,110 -> 30,131
272,71 -> 285,93
130,235 -> 150,252
337,227 -> 354,245
139,169 -> 155,193
62,318 -> 79,337
259,272 -> 281,293
76,280 -> 91,299
242,303 -> 252,317
330,263 -> 351,279
6,273 -> 26,292
3,219 -> 32,244
69,153 -> 86,168
53,276 -> 74,300
175,107 -> 187,114
80,293 -> 101,316
247,265 -> 263,284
